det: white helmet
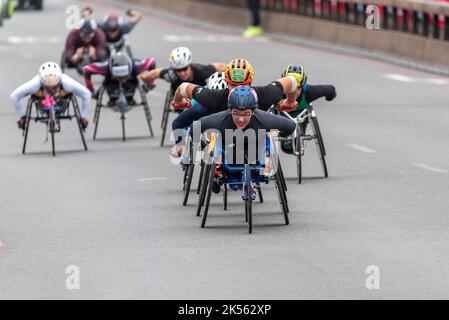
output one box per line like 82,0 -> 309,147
38,62 -> 62,88
206,72 -> 228,90
169,47 -> 192,70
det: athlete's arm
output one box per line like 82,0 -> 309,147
10,76 -> 41,117
133,57 -> 157,75
83,62 -> 108,92
139,67 -> 163,83
127,9 -> 142,24
305,84 -> 337,103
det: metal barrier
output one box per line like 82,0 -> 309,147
193,0 -> 449,41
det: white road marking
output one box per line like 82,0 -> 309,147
346,143 -> 378,153
412,163 -> 447,173
163,34 -> 268,43
138,177 -> 168,182
382,73 -> 449,85
6,36 -> 61,45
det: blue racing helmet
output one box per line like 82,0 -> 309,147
227,85 -> 258,110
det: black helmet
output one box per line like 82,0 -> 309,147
282,64 -> 307,88
79,18 -> 97,37
104,13 -> 121,32
109,52 -> 133,78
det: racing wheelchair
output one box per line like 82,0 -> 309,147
269,103 -> 327,184
92,80 -> 154,142
192,132 -> 289,234
181,129 -> 289,208
22,93 -> 88,157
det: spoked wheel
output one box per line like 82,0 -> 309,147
196,163 -> 205,195
256,183 -> 263,203
311,116 -> 328,178
277,159 -> 288,192
121,113 -> 126,142
73,98 -> 88,151
182,164 -> 194,206
223,184 -> 228,211
49,120 -> 56,157
296,135 -> 302,184
196,163 -> 210,217
22,100 -> 33,154
160,91 -> 173,147
274,173 -> 289,225
140,87 -> 154,137
201,163 -> 215,228
245,164 -> 253,234
119,94 -> 127,142
92,87 -> 104,140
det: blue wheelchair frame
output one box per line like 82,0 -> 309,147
197,132 -> 289,234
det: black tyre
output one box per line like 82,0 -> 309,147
49,120 -> 56,157
201,163 -> 215,228
256,184 -> 263,203
245,164 -> 253,234
73,98 -> 88,151
274,174 -> 289,225
182,164 -> 194,206
196,163 -> 205,195
196,164 -> 210,217
223,184 -> 227,210
296,136 -> 302,184
311,116 -> 328,178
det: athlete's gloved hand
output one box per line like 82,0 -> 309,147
17,116 -> 27,130
80,118 -> 89,129
278,99 -> 298,112
172,98 -> 192,110
326,90 -> 337,101
86,82 -> 94,93
142,83 -> 156,93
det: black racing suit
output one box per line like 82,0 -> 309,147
192,80 -> 286,113
192,109 -> 295,165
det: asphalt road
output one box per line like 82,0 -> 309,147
0,0 -> 448,299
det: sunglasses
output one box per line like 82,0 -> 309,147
230,110 -> 253,118
175,66 -> 189,73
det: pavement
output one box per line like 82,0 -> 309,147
0,0 -> 448,299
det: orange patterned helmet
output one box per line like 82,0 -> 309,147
224,58 -> 254,86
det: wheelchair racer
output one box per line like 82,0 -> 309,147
63,18 -> 107,69
171,58 -> 301,113
139,47 -> 226,92
275,64 -> 336,153
83,52 -> 156,106
170,72 -> 228,157
10,62 -> 91,130
99,10 -> 142,45
194,85 -> 296,195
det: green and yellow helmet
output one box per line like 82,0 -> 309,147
282,64 -> 307,88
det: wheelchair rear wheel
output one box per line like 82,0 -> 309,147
201,163 -> 215,228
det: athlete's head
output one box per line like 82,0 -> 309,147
227,85 -> 258,129
39,62 -> 62,92
169,47 -> 193,81
224,58 -> 254,89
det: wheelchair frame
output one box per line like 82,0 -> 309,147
275,103 -> 328,184
92,81 -> 154,142
22,94 -> 88,157
194,132 -> 290,234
